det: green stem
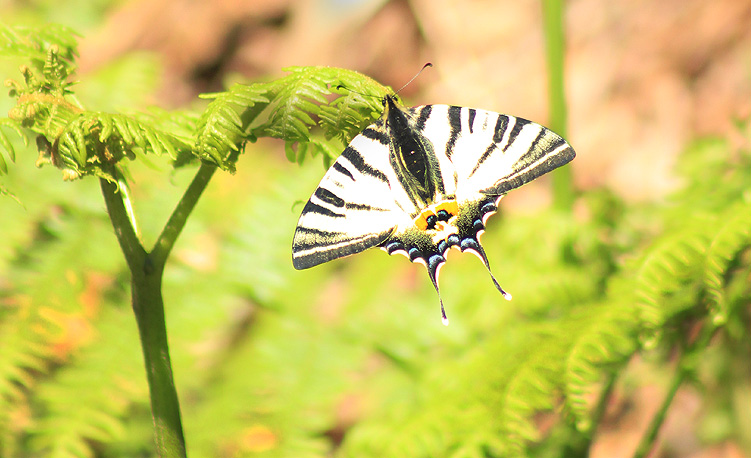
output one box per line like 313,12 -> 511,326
560,372 -> 619,458
542,0 -> 575,210
632,323 -> 720,458
631,363 -> 685,458
590,371 -> 618,433
130,262 -> 186,457
100,159 -> 227,456
101,176 -> 146,273
152,161 -> 218,266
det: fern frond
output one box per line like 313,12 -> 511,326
0,301 -> 53,453
27,305 -> 146,458
634,225 -> 713,335
703,201 -> 751,324
0,119 -> 27,174
284,136 -> 341,168
257,67 -> 332,143
191,66 -> 388,171
0,23 -> 78,74
36,112 -> 192,180
195,83 -> 270,171
563,302 -> 638,431
256,66 -> 389,145
317,77 -> 387,144
494,328 -> 567,455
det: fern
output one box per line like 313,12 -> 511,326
633,225 -> 712,338
3,25 -> 391,182
195,83 -> 271,170
0,119 -> 26,175
563,301 -> 638,431
0,23 -> 78,71
702,201 -> 751,324
27,304 -> 146,458
0,304 -> 52,454
317,78 -> 386,144
254,66 -> 388,143
53,111 -> 191,180
5,45 -> 193,181
189,66 -> 388,172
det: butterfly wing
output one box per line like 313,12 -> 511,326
292,124 -> 411,270
292,98 -> 576,324
386,104 -> 575,323
420,105 -> 575,199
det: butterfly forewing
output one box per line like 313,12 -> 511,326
419,106 -> 574,201
292,124 -> 412,270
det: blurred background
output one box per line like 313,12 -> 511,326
72,0 -> 751,200
1,0 -> 751,457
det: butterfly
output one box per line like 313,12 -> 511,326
292,93 -> 575,324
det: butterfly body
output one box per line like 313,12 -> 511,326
293,95 -> 575,324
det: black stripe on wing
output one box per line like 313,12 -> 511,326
414,105 -> 432,130
332,162 -> 354,181
340,146 -> 389,182
314,187 -> 345,208
360,127 -> 389,145
485,128 -> 575,195
303,200 -> 345,218
292,225 -> 394,270
502,117 -> 530,152
445,106 -> 462,159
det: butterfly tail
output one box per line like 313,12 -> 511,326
460,237 -> 512,301
426,254 -> 449,325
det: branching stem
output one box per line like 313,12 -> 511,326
99,158 -> 227,457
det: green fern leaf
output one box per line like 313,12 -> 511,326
0,305 -> 54,453
0,24 -> 78,73
703,201 -> 751,324
50,112 -> 191,180
494,328 -> 567,455
563,302 -> 638,431
634,225 -> 713,336
318,85 -> 385,144
195,83 -> 270,170
0,119 -> 27,175
257,66 -> 388,145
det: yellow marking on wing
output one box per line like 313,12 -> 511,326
413,199 -> 460,231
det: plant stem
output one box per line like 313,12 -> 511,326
631,323 -> 720,458
631,363 -> 685,458
130,262 -> 187,458
101,159 -> 228,457
542,0 -> 575,210
590,371 -> 618,434
152,161 -> 218,266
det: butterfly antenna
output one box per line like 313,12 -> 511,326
461,238 -> 512,301
394,62 -> 433,96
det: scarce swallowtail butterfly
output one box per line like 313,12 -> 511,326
292,91 -> 575,325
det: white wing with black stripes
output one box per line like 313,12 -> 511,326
291,133 -> 410,270
292,94 -> 575,324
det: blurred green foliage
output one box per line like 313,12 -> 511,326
1,16 -> 750,458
